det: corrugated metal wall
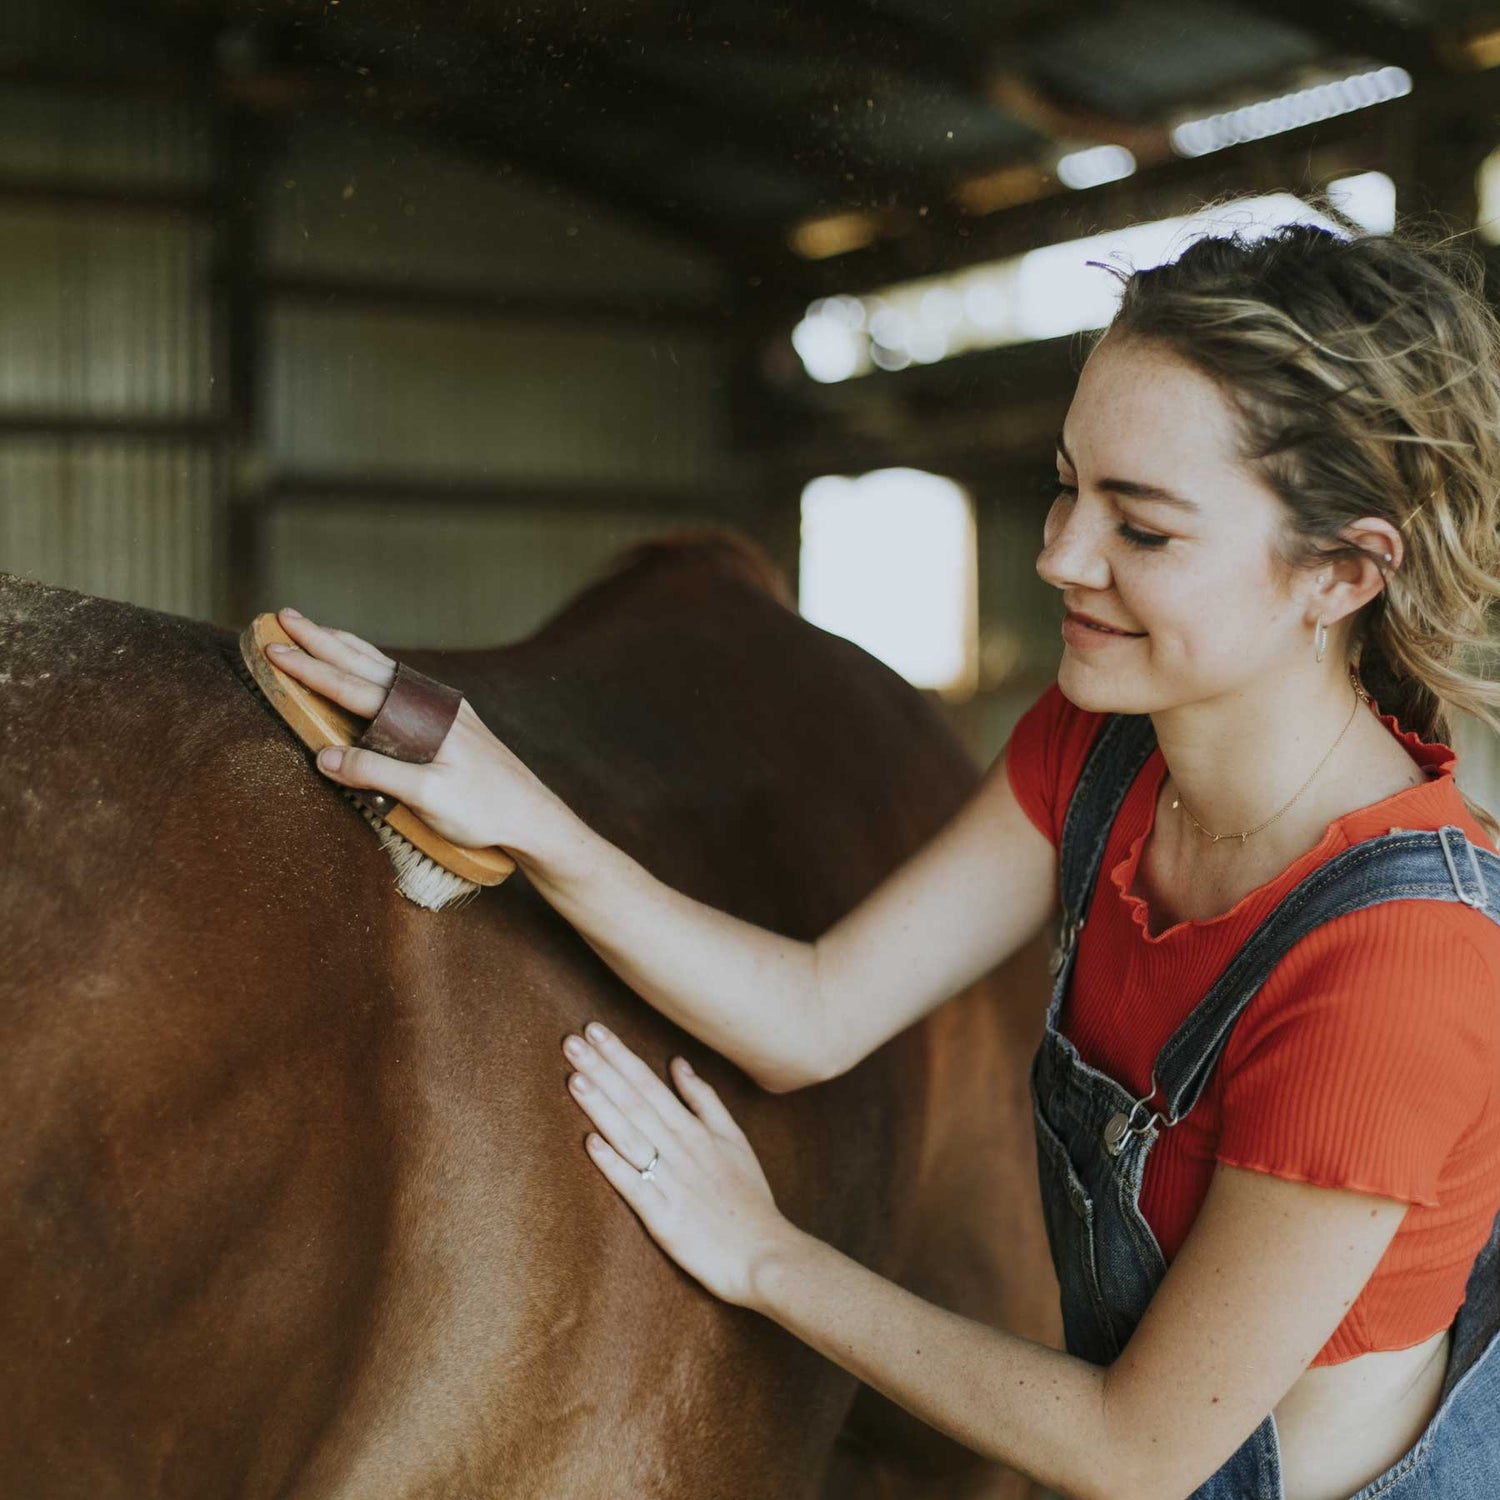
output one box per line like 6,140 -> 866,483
254,112 -> 738,645
266,110 -> 725,303
0,206 -> 212,413
0,53 -> 223,620
0,35 -> 741,643
266,503 -> 714,648
265,308 -> 726,487
0,441 -> 217,616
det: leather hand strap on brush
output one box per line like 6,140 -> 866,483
358,661 -> 462,764
238,612 -> 514,894
350,661 -> 460,822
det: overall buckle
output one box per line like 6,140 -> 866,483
1103,1072 -> 1180,1157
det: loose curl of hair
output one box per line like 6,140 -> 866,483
1085,198 -> 1500,835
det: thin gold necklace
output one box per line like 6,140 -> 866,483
1167,672 -> 1371,845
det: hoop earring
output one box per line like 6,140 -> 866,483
1314,618 -> 1328,663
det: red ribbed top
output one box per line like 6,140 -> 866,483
1006,681 -> 1500,1366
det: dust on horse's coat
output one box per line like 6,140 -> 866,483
0,535 -> 1059,1499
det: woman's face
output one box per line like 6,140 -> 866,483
1036,332 -> 1309,716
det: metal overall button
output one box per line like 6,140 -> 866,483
1103,1071 -> 1180,1157
1048,909 -> 1085,977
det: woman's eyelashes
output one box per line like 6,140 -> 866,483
1043,480 -> 1171,550
1116,521 -> 1171,549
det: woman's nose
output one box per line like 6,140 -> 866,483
1036,495 -> 1111,592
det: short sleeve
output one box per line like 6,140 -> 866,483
1216,905 -> 1498,1208
1003,680 -> 1108,849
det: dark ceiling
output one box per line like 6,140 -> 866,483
11,0 -> 1500,289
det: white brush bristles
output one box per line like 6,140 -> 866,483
348,793 -> 483,911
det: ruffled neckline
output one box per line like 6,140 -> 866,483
1111,706 -> 1459,945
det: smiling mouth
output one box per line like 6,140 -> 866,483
1068,614 -> 1145,637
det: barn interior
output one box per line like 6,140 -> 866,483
2,0 -> 1499,788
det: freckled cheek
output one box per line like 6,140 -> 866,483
1121,583 -> 1220,661
1169,594 -> 1267,670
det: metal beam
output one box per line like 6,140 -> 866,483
0,413 -> 226,439
0,176 -> 212,215
264,472 -> 761,519
213,104 -> 268,625
259,274 -> 735,331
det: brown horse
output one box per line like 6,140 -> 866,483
0,534 -> 1059,1499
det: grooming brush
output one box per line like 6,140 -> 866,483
235,612 -> 515,911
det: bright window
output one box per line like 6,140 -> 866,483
799,469 -> 977,697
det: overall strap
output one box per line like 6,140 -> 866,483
1047,712 -> 1159,1022
1145,827 -> 1500,1127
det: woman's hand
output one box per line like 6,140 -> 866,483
262,607 -> 560,854
561,1024 -> 795,1309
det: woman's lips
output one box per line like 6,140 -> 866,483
1062,612 -> 1146,649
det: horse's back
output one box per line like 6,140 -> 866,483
0,550 -> 1053,1499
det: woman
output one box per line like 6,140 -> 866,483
260,218 -> 1500,1500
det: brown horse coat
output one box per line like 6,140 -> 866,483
0,535 -> 1059,1499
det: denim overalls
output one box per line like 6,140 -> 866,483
1030,709 -> 1500,1498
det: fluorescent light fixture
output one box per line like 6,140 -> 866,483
1056,144 -> 1137,190
1170,66 -> 1411,158
791,193 -> 1349,382
792,303 -> 865,384
799,469 -> 977,695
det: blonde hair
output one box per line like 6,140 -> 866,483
1089,200 -> 1500,838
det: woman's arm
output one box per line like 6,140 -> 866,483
746,1164 -> 1407,1500
563,1026 -> 1411,1500
263,608 -> 1058,1092
529,742 -> 1058,1091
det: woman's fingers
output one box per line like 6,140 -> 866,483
584,1134 -> 661,1204
567,1070 -> 663,1175
670,1058 -> 748,1144
265,641 -> 391,719
564,1032 -> 677,1145
576,1026 -> 696,1131
315,744 -> 430,807
328,626 -> 395,668
274,609 -> 396,687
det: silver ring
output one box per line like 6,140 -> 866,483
638,1146 -> 660,1182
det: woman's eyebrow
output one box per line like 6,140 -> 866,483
1055,431 -> 1202,515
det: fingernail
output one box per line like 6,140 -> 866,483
586,1024 -> 609,1044
282,607 -> 303,618
678,1057 -> 694,1075
267,642 -> 291,654
318,748 -> 343,771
